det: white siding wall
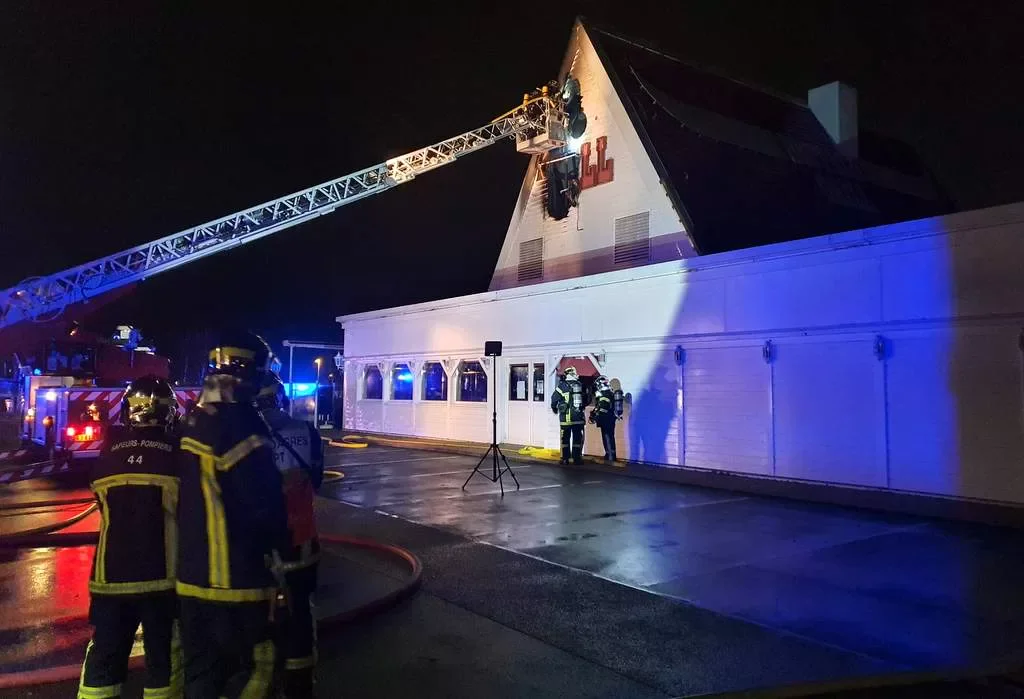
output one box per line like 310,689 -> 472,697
341,202 -> 1024,505
682,345 -> 772,476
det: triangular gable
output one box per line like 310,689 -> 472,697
489,19 -> 695,291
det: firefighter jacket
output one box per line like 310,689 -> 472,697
88,425 -> 180,596
177,399 -> 291,603
551,378 -> 587,425
592,388 -> 616,428
263,408 -> 324,568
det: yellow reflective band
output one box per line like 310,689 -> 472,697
217,435 -> 271,471
175,581 -> 276,603
285,655 -> 317,670
209,346 -> 256,362
180,438 -> 214,456
89,579 -> 175,595
163,483 -> 179,582
169,620 -> 183,697
93,473 -> 180,492
94,491 -> 110,585
199,456 -> 230,588
77,683 -> 123,699
239,640 -> 276,699
78,641 -> 93,698
142,686 -> 175,698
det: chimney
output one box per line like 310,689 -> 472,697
808,81 -> 858,157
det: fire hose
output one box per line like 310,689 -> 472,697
0,506 -> 421,690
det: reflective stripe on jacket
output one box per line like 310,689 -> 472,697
89,425 -> 180,595
176,401 -> 290,603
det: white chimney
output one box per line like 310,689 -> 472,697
808,81 -> 858,157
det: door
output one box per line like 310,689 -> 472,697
505,360 -> 550,447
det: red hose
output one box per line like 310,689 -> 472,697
0,532 -> 422,689
0,502 -> 97,540
0,497 -> 95,511
317,533 -> 423,629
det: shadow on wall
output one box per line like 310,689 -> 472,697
627,351 -> 678,465
616,209 -> 1024,667
625,211 -> 1024,506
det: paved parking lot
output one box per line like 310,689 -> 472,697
321,443 -> 1024,689
4,442 -> 1024,697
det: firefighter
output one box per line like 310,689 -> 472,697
176,331 -> 291,699
256,372 -> 324,698
551,366 -> 587,465
589,375 -> 618,462
78,375 -> 183,699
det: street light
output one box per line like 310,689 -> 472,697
314,358 -> 322,428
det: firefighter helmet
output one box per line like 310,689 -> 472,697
122,375 -> 177,428
564,366 -> 579,381
256,371 -> 287,412
595,375 -> 610,391
207,331 -> 274,385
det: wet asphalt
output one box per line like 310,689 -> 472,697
3,443 -> 1024,697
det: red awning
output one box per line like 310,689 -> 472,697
556,356 -> 598,377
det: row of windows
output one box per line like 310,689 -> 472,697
362,361 -> 488,402
363,361 -> 554,404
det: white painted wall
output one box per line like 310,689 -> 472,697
340,202 -> 1024,505
489,22 -> 693,290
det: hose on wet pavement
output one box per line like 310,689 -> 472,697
0,526 -> 423,689
0,496 -> 95,511
328,435 -> 369,449
0,502 -> 97,543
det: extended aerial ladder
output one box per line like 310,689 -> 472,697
0,80 -> 586,330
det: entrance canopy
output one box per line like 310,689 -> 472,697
556,356 -> 598,377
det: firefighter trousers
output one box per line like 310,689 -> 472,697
279,563 -> 318,698
599,424 -> 617,461
559,424 -> 584,464
179,598 -> 277,699
78,591 -> 182,699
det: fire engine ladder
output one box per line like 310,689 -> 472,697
0,96 -> 568,329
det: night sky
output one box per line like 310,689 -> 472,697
3,1 -> 1022,371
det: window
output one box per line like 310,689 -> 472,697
532,363 -> 545,401
456,360 -> 488,402
517,238 -> 543,282
614,211 -> 651,264
363,365 -> 383,400
421,362 -> 448,401
391,363 -> 413,400
508,364 -> 529,401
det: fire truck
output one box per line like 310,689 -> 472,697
12,324 -> 200,463
25,382 -> 201,462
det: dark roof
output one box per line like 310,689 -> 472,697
584,22 -> 954,255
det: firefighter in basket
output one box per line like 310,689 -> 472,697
551,366 -> 587,465
256,372 -> 325,699
78,375 -> 183,699
176,331 -> 291,698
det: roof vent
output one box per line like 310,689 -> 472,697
614,212 -> 651,264
517,238 -> 544,282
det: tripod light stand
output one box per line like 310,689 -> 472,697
463,341 -> 520,495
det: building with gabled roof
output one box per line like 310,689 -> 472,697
337,19 -> 1024,520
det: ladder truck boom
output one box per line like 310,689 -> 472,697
0,89 -> 577,330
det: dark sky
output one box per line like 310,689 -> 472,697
2,1 -> 1022,365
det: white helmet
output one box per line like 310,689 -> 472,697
595,375 -> 609,390
564,366 -> 579,380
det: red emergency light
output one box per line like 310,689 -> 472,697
66,424 -> 100,442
